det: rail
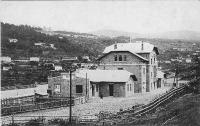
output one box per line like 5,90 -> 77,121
118,85 -> 186,116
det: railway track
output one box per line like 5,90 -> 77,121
118,85 -> 186,116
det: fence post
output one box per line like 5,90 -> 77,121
11,114 -> 14,125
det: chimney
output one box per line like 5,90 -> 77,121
141,41 -> 144,50
114,42 -> 117,49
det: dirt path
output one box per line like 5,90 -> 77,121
1,87 -> 170,125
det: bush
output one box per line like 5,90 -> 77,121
25,118 -> 44,126
48,118 -> 69,126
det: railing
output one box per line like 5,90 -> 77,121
1,96 -> 87,116
1,99 -> 72,116
1,115 -> 98,125
1,82 -> 47,91
1,84 -> 36,91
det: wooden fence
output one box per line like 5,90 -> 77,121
1,84 -> 36,91
1,96 -> 87,116
1,115 -> 98,126
1,99 -> 72,116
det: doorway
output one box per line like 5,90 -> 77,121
109,84 -> 113,96
92,85 -> 95,96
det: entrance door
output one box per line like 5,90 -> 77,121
109,84 -> 113,96
92,85 -> 95,96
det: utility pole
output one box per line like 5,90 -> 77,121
69,70 -> 72,124
85,73 -> 87,100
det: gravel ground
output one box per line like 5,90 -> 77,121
1,87 -> 170,124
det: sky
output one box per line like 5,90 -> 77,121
1,1 -> 200,34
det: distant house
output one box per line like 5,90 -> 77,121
82,56 -> 91,62
44,63 -> 55,70
9,38 -> 18,43
98,41 -> 159,93
193,53 -> 198,56
185,58 -> 192,63
165,61 -> 171,64
2,66 -> 12,71
1,56 -> 11,63
192,43 -> 196,46
171,59 -> 177,62
30,57 -> 40,62
42,51 -> 50,55
54,65 -> 63,71
59,36 -> 63,39
34,42 -> 45,46
62,57 -> 78,62
14,57 -> 29,62
48,70 -> 137,98
49,44 -> 56,49
80,63 -> 94,69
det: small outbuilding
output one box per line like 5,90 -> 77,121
77,70 -> 137,97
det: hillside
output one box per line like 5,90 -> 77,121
1,23 -> 100,59
2,23 -> 199,61
1,23 -> 134,60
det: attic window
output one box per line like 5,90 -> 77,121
114,44 -> 117,49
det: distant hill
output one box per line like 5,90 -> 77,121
146,30 -> 200,41
90,29 -> 142,38
91,29 -> 200,41
1,23 -> 130,60
2,23 -> 199,61
1,23 -> 100,59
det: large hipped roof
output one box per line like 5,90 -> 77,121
103,41 -> 159,55
76,70 -> 137,83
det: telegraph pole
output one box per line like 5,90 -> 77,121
85,73 -> 87,99
69,70 -> 72,123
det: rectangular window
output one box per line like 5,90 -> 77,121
114,55 -> 118,61
76,85 -> 83,93
118,68 -> 124,70
127,84 -> 129,91
130,84 -> 132,91
119,55 -> 122,61
124,55 -> 127,61
151,72 -> 153,78
54,84 -> 61,93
